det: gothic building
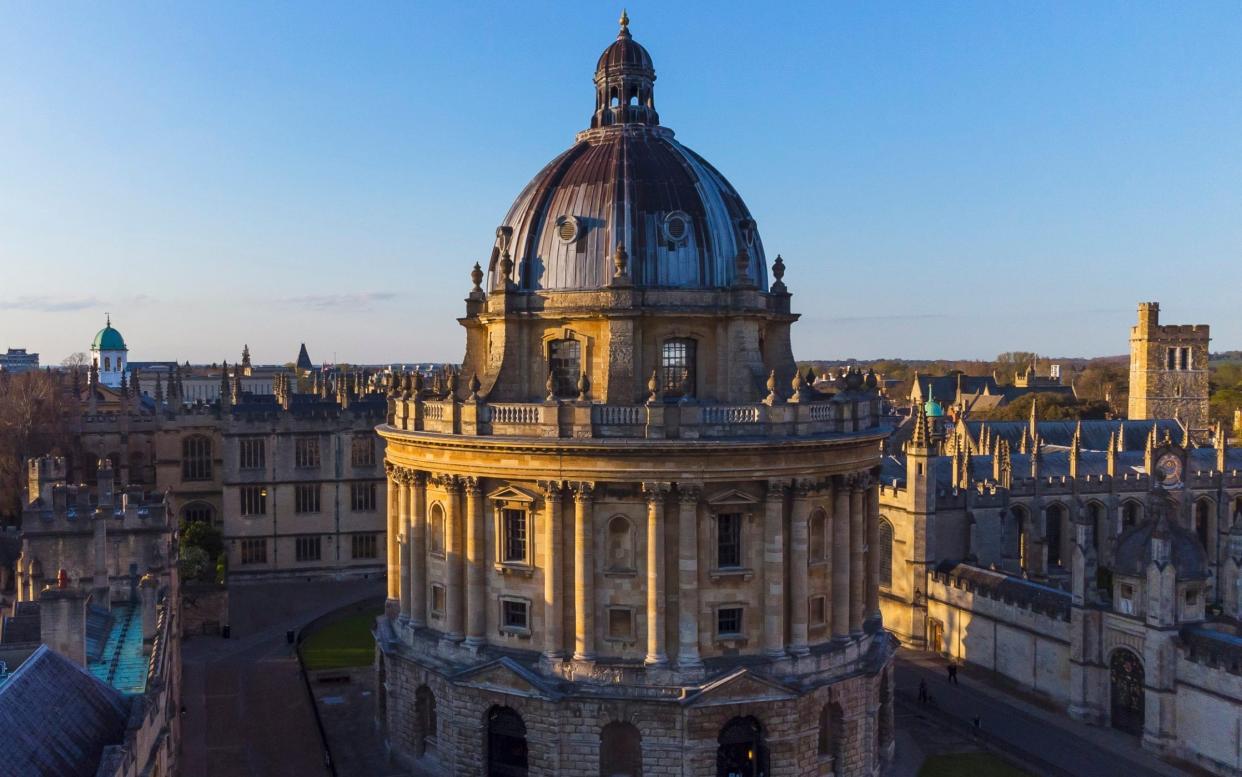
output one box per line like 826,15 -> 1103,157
377,17 -> 893,777
877,304 -> 1242,774
1128,302 -> 1211,433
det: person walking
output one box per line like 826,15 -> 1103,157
917,679 -> 928,704
947,663 -> 959,685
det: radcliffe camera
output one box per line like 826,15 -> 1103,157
1,6 -> 1239,777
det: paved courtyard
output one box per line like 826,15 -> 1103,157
180,579 -> 384,777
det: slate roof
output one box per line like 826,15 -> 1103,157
0,645 -> 130,777
964,419 -> 1184,452
934,562 -> 1070,619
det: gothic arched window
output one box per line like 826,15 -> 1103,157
878,518 -> 894,588
182,435 -> 212,481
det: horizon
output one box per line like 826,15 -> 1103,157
3,3 -> 1239,364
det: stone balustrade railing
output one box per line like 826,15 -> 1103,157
388,392 -> 883,441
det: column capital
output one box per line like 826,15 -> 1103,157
767,479 -> 792,500
642,481 -> 671,501
384,460 -> 398,478
537,480 -> 564,500
463,476 -> 482,497
571,481 -> 595,502
676,483 -> 702,504
410,470 -> 427,487
432,474 -> 463,494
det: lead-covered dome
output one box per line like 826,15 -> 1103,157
487,14 -> 767,293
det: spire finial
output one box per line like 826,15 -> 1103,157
619,8 -> 629,34
106,312 -> 111,327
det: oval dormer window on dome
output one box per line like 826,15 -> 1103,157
556,216 -> 581,244
663,211 -> 689,244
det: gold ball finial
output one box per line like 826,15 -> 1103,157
619,9 -> 629,32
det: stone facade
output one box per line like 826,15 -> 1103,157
1128,301 -> 1211,432
376,17 -> 894,777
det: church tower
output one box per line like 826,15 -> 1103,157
1128,302 -> 1210,431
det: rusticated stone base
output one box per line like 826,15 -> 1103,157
378,633 -> 896,777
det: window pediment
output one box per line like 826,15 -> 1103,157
706,488 -> 760,506
488,485 -> 537,506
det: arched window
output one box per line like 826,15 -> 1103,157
1012,505 -> 1028,571
717,716 -> 767,777
486,706 -> 528,777
182,435 -> 213,481
430,504 -> 446,556
1194,499 -> 1212,554
104,356 -> 111,371
182,502 -> 214,525
878,518 -> 894,588
1110,649 -> 1145,736
1123,501 -> 1141,529
661,338 -> 696,398
1046,504 -> 1065,567
414,685 -> 437,757
1088,502 -> 1105,552
599,721 -> 642,777
817,703 -> 843,764
809,508 -> 827,562
548,338 -> 580,399
606,516 -> 635,572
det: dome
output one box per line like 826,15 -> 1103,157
924,389 -> 944,418
91,316 -> 127,351
486,14 -> 767,293
1113,491 -> 1208,581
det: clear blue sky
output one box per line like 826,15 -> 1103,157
2,2 -> 1239,365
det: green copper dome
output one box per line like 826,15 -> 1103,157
924,388 -> 944,418
91,317 -> 127,351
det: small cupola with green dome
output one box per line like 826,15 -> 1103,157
91,314 -> 128,388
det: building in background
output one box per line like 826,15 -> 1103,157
0,348 -> 39,374
376,17 -> 893,776
91,315 -> 128,388
1128,301 -> 1211,433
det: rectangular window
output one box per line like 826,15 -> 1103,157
1119,583 -> 1135,615
431,584 -> 446,617
351,482 -> 377,511
607,607 -> 634,641
1167,347 -> 1176,371
1185,589 -> 1197,606
240,486 -> 267,516
661,338 -> 696,397
500,598 -> 530,634
350,435 -> 376,467
1180,347 -> 1191,370
295,536 -> 322,562
240,538 -> 267,565
501,508 -> 528,563
238,438 -> 266,470
809,595 -> 827,627
295,483 -> 321,514
717,513 -> 742,568
294,436 -> 321,469
717,607 -> 743,638
351,533 -> 378,559
549,338 -> 581,399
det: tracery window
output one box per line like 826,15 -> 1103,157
182,435 -> 213,481
878,518 -> 894,588
548,338 -> 580,398
661,338 -> 696,398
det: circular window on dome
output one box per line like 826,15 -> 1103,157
556,215 -> 581,244
663,211 -> 690,244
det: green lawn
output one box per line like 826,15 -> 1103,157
918,752 -> 1034,777
299,608 -> 382,670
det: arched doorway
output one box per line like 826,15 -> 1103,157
599,721 -> 642,776
1110,649 -> 1145,736
486,706 -> 528,777
716,716 -> 767,777
414,685 -> 436,757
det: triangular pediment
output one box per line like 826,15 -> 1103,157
687,668 -> 797,707
487,485 -> 537,504
454,657 -> 557,699
706,488 -> 761,506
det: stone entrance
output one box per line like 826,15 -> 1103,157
1110,649 -> 1145,736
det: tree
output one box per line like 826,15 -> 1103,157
61,352 -> 90,369
0,371 -> 72,523
979,392 -> 1110,421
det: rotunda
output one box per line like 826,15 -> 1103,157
378,15 -> 894,777
91,314 -> 128,388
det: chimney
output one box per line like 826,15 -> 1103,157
39,572 -> 88,666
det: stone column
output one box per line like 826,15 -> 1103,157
385,463 -> 400,603
763,480 -> 788,658
788,480 -> 811,655
832,476 -> 851,637
677,485 -> 703,670
409,472 -> 428,627
464,477 -> 486,647
396,470 -> 411,620
866,477 -> 881,622
644,482 -> 670,667
850,477 -> 865,633
540,481 -> 564,660
572,482 -> 595,660
442,477 -> 465,642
